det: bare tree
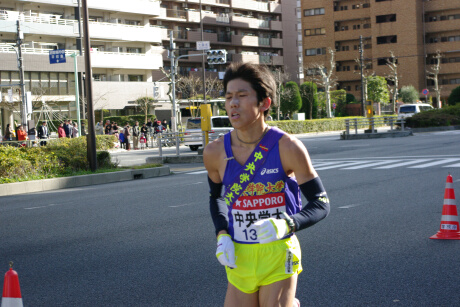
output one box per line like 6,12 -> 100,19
426,50 -> 442,108
176,74 -> 202,117
205,77 -> 223,99
386,51 -> 400,113
312,48 -> 336,118
271,67 -> 290,120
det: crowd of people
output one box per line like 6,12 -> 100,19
1,117 -> 168,150
95,118 -> 169,150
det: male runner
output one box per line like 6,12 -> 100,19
204,62 -> 330,306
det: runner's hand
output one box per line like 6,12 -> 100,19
216,234 -> 237,268
254,218 -> 289,244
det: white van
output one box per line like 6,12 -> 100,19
397,103 -> 433,120
184,116 -> 233,151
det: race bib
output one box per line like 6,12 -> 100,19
231,193 -> 286,243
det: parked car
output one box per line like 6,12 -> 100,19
397,103 -> 434,120
184,116 -> 233,151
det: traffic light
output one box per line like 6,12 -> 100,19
207,49 -> 227,65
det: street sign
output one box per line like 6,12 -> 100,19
422,89 -> 429,95
196,41 -> 210,51
332,103 -> 336,109
49,49 -> 66,64
26,91 -> 32,114
7,88 -> 13,103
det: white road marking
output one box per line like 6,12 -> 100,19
169,203 -> 194,208
186,170 -> 208,174
24,204 -> 61,210
339,204 -> 363,209
342,160 -> 402,169
373,159 -> 431,169
315,161 -> 373,170
409,158 -> 460,168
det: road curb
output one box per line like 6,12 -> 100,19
146,155 -> 203,164
340,130 -> 413,140
0,166 -> 170,197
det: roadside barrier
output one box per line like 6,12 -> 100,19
343,116 -> 405,136
2,262 -> 23,307
430,174 -> 460,240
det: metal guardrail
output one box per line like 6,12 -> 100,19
344,116 -> 406,135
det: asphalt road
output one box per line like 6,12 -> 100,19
1,130 -> 459,306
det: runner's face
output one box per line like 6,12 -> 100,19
225,78 -> 264,129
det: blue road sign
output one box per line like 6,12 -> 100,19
49,49 -> 66,64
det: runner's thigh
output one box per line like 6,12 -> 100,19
224,282 -> 259,307
258,274 -> 298,307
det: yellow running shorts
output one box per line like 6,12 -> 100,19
225,235 -> 302,294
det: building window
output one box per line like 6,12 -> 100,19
363,23 -> 371,29
376,0 -> 392,2
376,14 -> 396,23
377,57 -> 398,66
128,75 -> 144,82
304,7 -> 325,16
304,28 -> 325,36
363,3 -> 370,8
353,24 -> 361,30
305,48 -> 326,56
377,35 -> 397,44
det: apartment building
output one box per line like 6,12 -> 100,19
301,0 -> 460,106
0,0 -> 163,131
152,0 -> 303,83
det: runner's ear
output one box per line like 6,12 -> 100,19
260,97 -> 271,111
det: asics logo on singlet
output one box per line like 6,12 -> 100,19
260,168 -> 278,175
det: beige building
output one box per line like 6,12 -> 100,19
152,0 -> 303,83
301,0 -> 460,106
0,0 -> 164,132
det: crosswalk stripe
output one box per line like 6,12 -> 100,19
444,163 -> 460,168
373,159 -> 431,169
408,158 -> 460,168
315,161 -> 372,170
342,160 -> 402,169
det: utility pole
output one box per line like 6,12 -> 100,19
359,35 -> 365,117
16,20 -> 27,129
169,32 -> 177,133
81,0 -> 97,171
76,0 -> 86,119
199,0 -> 206,106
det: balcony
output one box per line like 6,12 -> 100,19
90,50 -> 162,70
232,35 -> 259,47
188,30 -> 218,43
269,2 -> 282,13
158,8 -> 186,20
271,38 -> 283,48
334,28 -> 371,42
426,41 -> 460,54
335,49 -> 361,61
232,0 -> 269,12
425,19 -> 460,34
259,54 -> 283,65
232,15 -> 269,29
0,11 -> 161,43
333,8 -> 369,21
231,53 -> 260,64
439,62 -> 460,75
424,0 -> 459,12
16,0 -> 161,16
335,71 -> 360,82
271,20 -> 282,31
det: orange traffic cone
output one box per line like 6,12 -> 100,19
2,262 -> 23,307
430,174 -> 460,240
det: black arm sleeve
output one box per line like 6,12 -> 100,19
291,176 -> 330,232
208,176 -> 229,236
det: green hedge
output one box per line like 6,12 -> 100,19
405,104 -> 460,128
0,135 -> 118,183
267,116 -> 395,134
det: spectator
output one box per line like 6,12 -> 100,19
140,133 -> 146,150
132,121 -> 140,150
72,123 -> 79,138
37,121 -> 49,146
105,120 -> 111,135
118,131 -> 125,149
16,125 -> 27,141
154,120 -> 163,134
95,120 -> 104,135
68,120 -> 74,137
58,123 -> 66,138
112,122 -> 119,139
4,124 -> 13,141
123,123 -> 131,150
63,120 -> 71,138
140,123 -> 149,148
162,120 -> 169,131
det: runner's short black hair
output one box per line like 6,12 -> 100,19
223,62 -> 275,117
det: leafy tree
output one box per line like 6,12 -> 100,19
346,93 -> 357,103
447,85 -> 460,106
331,89 -> 347,117
399,85 -> 419,103
280,81 -> 301,118
367,76 -> 389,104
299,81 -> 318,119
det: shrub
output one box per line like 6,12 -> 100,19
405,104 -> 460,127
447,85 -> 460,106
